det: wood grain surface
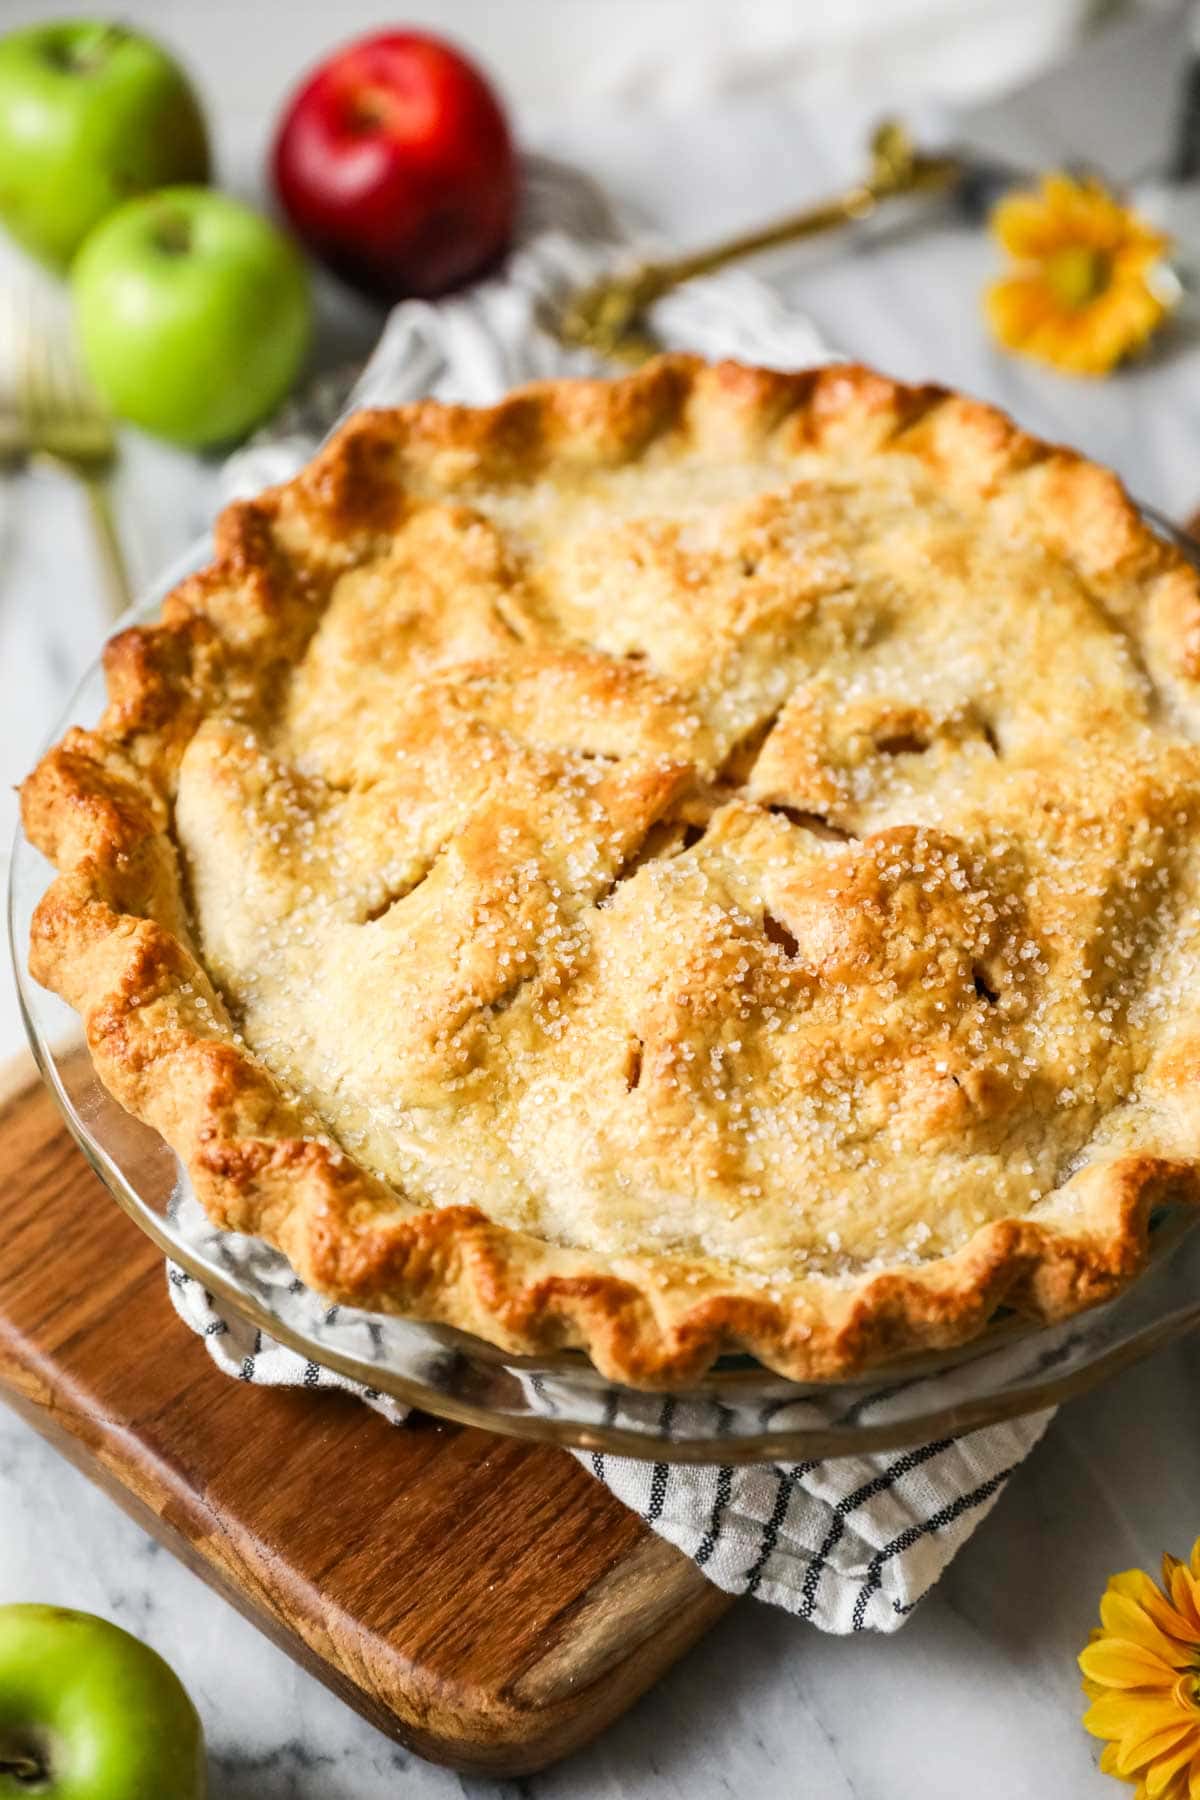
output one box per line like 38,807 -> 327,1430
0,1071 -> 733,1776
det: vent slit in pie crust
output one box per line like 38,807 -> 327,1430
21,356 -> 1200,1385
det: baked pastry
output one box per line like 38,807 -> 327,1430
22,356 -> 1200,1386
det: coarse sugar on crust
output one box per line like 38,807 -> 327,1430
20,355 -> 1200,1385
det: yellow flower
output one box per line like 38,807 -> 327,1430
985,173 -> 1173,376
1079,1535 -> 1200,1798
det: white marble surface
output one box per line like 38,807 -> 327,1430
5,1338 -> 1200,1799
3,7 -> 1200,1797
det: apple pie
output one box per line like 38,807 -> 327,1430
22,356 -> 1200,1384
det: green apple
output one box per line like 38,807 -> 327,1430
0,1603 -> 205,1798
73,186 -> 312,448
0,20 -> 209,271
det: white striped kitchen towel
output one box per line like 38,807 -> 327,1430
168,1260 -> 1051,1633
180,151 -> 1054,1634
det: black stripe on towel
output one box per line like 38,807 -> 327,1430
850,1458 -> 1023,1631
694,1466 -> 734,1568
743,1462 -> 820,1595
529,1373 -> 558,1416
798,1439 -> 954,1619
239,1328 -> 263,1382
591,1388 -> 621,1485
643,1397 -> 678,1526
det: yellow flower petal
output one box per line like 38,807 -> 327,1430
1101,1592 -> 1195,1668
1164,1559 -> 1187,1601
1020,312 -> 1114,375
1081,1640 -> 1181,1690
992,190 -> 1072,261
1115,234 -> 1170,277
1013,281 -> 1162,373
1085,1689 -> 1188,1744
1091,281 -> 1167,349
1038,174 -> 1118,248
1118,1722 -> 1200,1778
1110,1571 -> 1196,1646
1147,1740 -> 1200,1797
1168,1583 -> 1200,1643
1167,1551 -> 1200,1637
985,275 -> 1058,348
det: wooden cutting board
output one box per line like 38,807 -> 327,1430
0,1067 -> 733,1776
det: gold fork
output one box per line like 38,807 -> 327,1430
554,121 -> 964,362
0,285 -> 132,616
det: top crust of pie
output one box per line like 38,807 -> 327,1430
21,356 -> 1200,1385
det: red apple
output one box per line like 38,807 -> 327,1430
272,30 -> 517,303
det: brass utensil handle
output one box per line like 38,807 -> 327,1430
557,120 -> 963,359
644,191 -> 891,291
80,470 -> 133,618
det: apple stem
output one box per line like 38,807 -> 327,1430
347,88 -> 394,132
151,212 -> 194,256
0,1751 -> 43,1782
48,23 -> 127,75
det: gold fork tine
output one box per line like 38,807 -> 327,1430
0,287 -> 25,461
12,285 -> 36,435
12,287 -> 132,617
8,286 -> 45,458
25,292 -> 53,435
23,287 -> 63,445
42,304 -> 72,422
62,332 -> 99,425
53,313 -> 104,432
0,286 -> 16,402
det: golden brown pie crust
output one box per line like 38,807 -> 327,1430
21,356 -> 1200,1385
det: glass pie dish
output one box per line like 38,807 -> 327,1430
11,531 -> 1200,1466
